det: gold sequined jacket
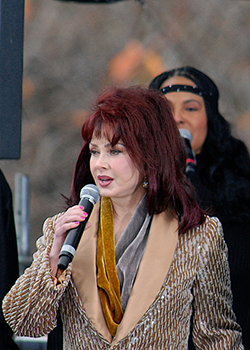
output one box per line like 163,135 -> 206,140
2,205 -> 244,349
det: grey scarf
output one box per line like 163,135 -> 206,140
115,195 -> 152,311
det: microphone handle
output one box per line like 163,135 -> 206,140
57,199 -> 93,271
183,138 -> 196,173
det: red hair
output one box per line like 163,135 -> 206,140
68,86 -> 205,234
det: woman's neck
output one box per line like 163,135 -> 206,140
111,192 -> 145,242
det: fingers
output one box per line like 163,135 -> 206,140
50,205 -> 89,269
54,205 -> 88,240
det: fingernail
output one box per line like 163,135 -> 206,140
75,221 -> 79,225
83,212 -> 88,217
79,206 -> 84,210
80,216 -> 86,219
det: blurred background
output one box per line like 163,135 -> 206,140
1,0 -> 250,257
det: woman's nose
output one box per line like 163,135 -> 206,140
95,153 -> 108,169
173,110 -> 185,125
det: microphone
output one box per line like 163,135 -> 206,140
179,128 -> 196,174
57,184 -> 100,271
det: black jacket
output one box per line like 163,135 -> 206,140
188,159 -> 250,349
0,169 -> 20,350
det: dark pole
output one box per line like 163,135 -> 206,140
0,0 -> 24,159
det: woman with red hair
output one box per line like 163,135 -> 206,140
3,86 -> 243,349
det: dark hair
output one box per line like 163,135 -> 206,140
149,67 -> 228,163
149,67 -> 250,222
67,86 -> 205,234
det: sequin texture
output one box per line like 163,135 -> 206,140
2,215 -> 243,349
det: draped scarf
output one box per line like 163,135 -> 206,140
96,197 -> 123,337
115,195 -> 151,311
96,195 -> 151,337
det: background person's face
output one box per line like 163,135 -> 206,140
161,76 -> 208,154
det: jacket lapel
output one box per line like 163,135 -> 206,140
113,210 -> 178,344
72,205 -> 178,344
71,203 -> 113,342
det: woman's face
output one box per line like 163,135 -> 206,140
89,133 -> 145,202
161,76 -> 208,154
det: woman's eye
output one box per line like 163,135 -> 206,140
110,149 -> 121,155
90,150 -> 98,156
186,107 -> 197,112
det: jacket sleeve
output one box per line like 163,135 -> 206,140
2,214 -> 72,338
192,217 -> 244,349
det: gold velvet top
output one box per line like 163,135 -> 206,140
2,204 -> 244,349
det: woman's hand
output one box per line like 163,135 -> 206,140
49,205 -> 89,275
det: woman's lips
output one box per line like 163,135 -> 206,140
97,175 -> 113,187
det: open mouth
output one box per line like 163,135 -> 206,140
97,175 -> 113,186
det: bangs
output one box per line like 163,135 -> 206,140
92,122 -> 122,146
82,111 -> 122,146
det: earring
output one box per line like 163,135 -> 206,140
142,177 -> 148,189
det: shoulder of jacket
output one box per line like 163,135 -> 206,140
183,216 -> 224,248
203,215 -> 223,231
192,215 -> 225,252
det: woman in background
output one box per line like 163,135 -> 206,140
3,86 -> 243,349
150,66 -> 250,348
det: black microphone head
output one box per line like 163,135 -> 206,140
80,184 -> 100,205
179,128 -> 193,144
